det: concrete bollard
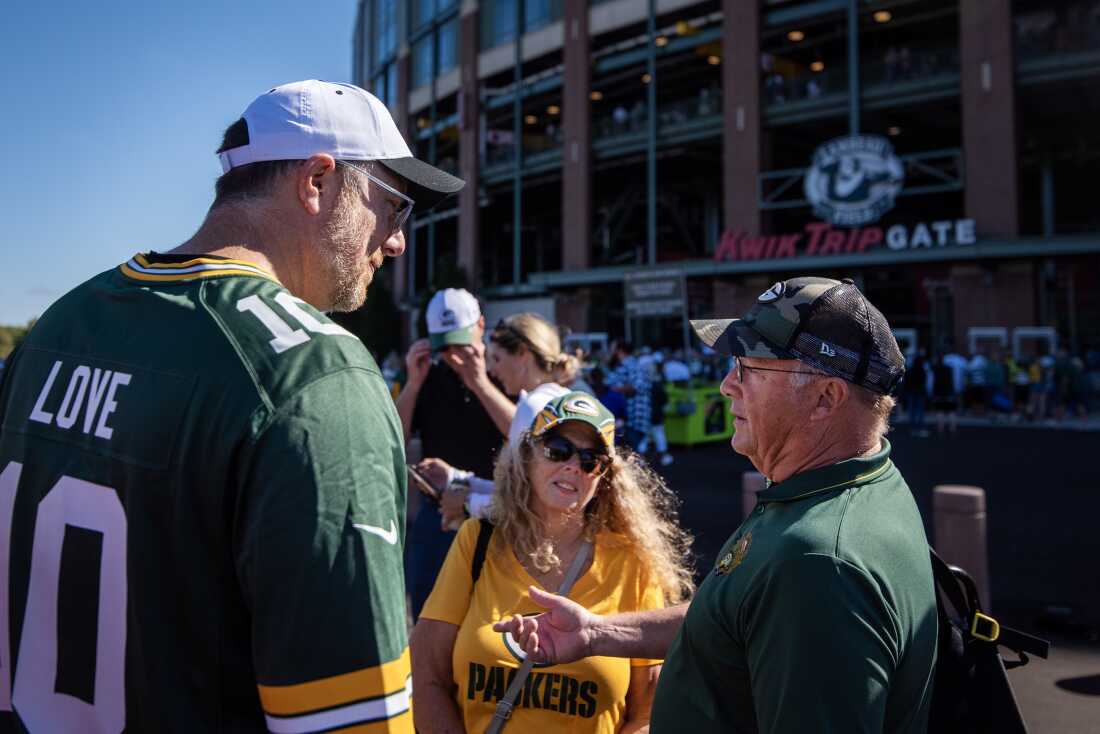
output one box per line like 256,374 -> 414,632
742,471 -> 767,523
933,485 -> 991,611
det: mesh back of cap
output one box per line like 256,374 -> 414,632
792,283 -> 905,394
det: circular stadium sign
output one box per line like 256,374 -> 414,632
803,135 -> 905,227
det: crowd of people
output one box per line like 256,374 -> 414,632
0,78 -> 1032,732
384,330 -> 736,469
1015,0 -> 1100,59
760,46 -> 958,107
900,345 -> 1100,435
396,275 -> 940,733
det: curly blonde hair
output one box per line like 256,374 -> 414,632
490,313 -> 580,385
489,432 -> 695,604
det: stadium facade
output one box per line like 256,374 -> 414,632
353,0 -> 1100,357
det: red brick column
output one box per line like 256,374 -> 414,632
960,0 -> 1019,237
722,0 -> 761,237
394,52 -> 412,343
561,0 -> 591,271
458,6 -> 481,283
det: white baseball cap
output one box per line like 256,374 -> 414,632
218,80 -> 464,209
427,288 -> 481,350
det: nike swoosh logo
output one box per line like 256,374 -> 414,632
353,520 -> 398,545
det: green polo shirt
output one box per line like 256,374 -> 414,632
651,439 -> 937,734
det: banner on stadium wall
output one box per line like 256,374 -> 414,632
715,134 -> 975,263
714,219 -> 977,263
623,269 -> 685,317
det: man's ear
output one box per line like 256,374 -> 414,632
811,377 -> 849,421
297,154 -> 338,216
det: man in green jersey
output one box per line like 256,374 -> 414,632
495,277 -> 938,734
0,80 -> 462,733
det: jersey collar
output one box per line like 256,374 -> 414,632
757,439 -> 893,504
119,252 -> 280,284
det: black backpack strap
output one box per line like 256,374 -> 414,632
472,519 -> 494,584
930,548 -> 1049,660
930,548 -> 972,619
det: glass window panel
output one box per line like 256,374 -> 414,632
386,63 -> 399,112
525,0 -> 551,29
411,35 -> 433,88
411,0 -> 435,30
480,0 -> 516,49
374,0 -> 398,64
372,71 -> 386,103
438,20 -> 459,74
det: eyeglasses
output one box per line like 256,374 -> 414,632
538,434 -> 611,476
733,356 -> 822,383
338,161 -> 415,238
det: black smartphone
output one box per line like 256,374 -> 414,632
407,464 -> 442,504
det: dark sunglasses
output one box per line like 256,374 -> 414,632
538,434 -> 610,476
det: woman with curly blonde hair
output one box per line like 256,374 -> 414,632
411,391 -> 693,734
415,312 -> 589,527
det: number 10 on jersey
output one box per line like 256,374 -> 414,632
0,461 -> 127,732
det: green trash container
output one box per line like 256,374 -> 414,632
663,382 -> 734,447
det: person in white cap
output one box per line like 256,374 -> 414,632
395,287 -> 515,619
0,80 -> 457,732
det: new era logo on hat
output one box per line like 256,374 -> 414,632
690,276 -> 906,395
427,289 -> 481,350
218,80 -> 464,209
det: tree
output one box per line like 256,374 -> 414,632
0,322 -> 31,359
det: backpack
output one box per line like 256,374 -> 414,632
928,548 -> 1050,733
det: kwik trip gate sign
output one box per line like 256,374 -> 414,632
716,134 -> 975,262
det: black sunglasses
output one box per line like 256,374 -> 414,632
538,434 -> 610,476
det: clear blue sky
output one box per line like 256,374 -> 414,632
0,0 -> 359,325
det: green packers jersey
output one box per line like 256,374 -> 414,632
0,253 -> 412,733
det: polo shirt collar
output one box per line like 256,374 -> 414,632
758,439 -> 893,503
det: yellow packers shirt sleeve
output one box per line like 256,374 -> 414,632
419,518 -> 480,625
237,368 -> 412,733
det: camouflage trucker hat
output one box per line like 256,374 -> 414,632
530,391 -> 617,453
691,276 -> 905,396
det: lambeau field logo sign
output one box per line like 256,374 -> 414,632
803,135 -> 904,226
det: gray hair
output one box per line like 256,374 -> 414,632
788,367 -> 895,442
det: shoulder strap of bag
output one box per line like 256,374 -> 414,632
930,548 -> 1049,660
485,539 -> 593,734
472,519 -> 494,584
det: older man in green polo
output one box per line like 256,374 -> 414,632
495,276 -> 938,733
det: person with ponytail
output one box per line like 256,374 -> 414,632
414,313 -> 589,527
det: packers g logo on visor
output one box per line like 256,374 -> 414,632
563,397 -> 599,417
758,282 -> 785,303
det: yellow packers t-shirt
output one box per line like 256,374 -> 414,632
420,519 -> 665,733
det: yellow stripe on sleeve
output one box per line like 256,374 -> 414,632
258,649 -> 412,717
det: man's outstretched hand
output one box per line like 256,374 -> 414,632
493,586 -> 600,665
